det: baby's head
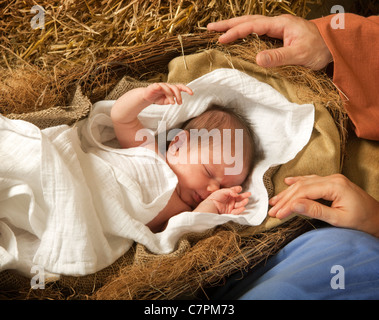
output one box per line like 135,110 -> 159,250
166,104 -> 262,209
182,104 -> 260,178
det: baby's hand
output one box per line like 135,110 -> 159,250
143,83 -> 193,105
206,186 -> 251,215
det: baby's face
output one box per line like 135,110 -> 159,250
168,142 -> 248,209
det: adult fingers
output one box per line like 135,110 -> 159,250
288,199 -> 337,225
268,175 -> 335,218
256,46 -> 301,68
207,15 -> 263,32
269,175 -> 324,204
214,16 -> 286,44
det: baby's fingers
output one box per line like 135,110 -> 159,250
235,197 -> 249,209
231,206 -> 246,215
175,84 -> 193,96
159,83 -> 177,104
167,84 -> 193,105
230,186 -> 242,193
232,191 -> 251,203
238,191 -> 251,199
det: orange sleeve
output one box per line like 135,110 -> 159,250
311,14 -> 379,141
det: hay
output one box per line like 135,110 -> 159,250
93,218 -> 314,300
0,0 -> 346,148
0,0 -> 323,114
0,65 -> 65,114
1,0 -> 322,70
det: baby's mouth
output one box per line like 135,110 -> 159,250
192,191 -> 202,205
176,186 -> 199,209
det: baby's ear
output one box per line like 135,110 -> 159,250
167,129 -> 189,154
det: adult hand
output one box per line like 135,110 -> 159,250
207,14 -> 333,70
268,174 -> 379,238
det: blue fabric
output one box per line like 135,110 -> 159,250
212,227 -> 379,300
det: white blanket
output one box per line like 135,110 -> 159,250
0,68 -> 314,278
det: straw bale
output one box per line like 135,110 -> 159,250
0,0 -> 323,114
0,0 -> 322,70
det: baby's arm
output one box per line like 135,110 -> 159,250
111,83 -> 193,149
146,189 -> 192,233
194,186 -> 251,215
147,187 -> 250,233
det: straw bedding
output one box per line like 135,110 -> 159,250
0,0 -> 350,300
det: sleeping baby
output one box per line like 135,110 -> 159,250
111,82 -> 261,232
0,69 -> 312,276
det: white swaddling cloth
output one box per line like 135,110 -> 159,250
0,68 -> 314,277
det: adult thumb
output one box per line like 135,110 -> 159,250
256,47 -> 298,68
291,199 -> 335,224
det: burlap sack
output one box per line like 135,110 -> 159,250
6,85 -> 91,129
342,130 -> 379,202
